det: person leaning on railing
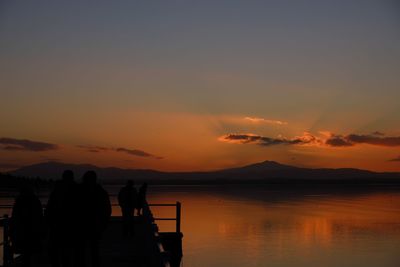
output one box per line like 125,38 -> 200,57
136,182 -> 148,216
118,180 -> 137,237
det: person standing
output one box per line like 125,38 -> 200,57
118,180 -> 137,237
46,170 -> 78,267
10,184 -> 44,267
76,171 -> 111,267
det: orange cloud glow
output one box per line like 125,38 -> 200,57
244,117 -> 288,125
219,131 -> 400,148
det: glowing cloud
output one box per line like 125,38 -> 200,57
244,117 -> 288,125
219,132 -> 400,148
219,132 -> 320,146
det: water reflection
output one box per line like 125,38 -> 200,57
144,186 -> 400,267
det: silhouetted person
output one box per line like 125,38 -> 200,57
136,183 -> 148,216
10,184 -> 44,267
76,171 -> 111,267
118,180 -> 137,237
46,170 -> 78,267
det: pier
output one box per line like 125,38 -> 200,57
0,202 -> 183,267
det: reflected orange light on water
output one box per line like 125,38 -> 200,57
130,187 -> 400,267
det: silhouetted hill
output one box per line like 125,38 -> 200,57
9,160 -> 400,184
0,172 -> 52,189
11,161 -> 164,182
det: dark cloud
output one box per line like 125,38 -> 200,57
116,147 -> 163,159
78,144 -> 163,159
77,145 -> 110,153
346,134 -> 400,147
0,137 -> 59,151
220,132 -> 400,148
372,131 -> 385,136
388,156 -> 400,162
117,147 -> 151,157
324,134 -> 400,147
3,145 -> 27,151
220,133 -> 317,146
325,135 -> 354,147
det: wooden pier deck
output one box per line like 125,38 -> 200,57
1,203 -> 183,267
100,217 -> 149,267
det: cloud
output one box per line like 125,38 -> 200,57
372,131 -> 385,136
324,133 -> 400,147
0,137 -> 59,151
345,134 -> 400,147
220,132 -> 320,146
324,135 -> 353,147
388,156 -> 400,162
244,117 -> 288,125
219,132 -> 400,148
77,145 -> 110,153
78,145 -> 163,159
116,147 -> 163,159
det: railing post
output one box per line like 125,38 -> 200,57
176,202 -> 181,233
3,214 -> 10,267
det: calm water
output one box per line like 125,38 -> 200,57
145,185 -> 400,267
2,185 -> 400,267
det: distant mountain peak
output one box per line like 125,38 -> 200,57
260,160 -> 286,166
222,160 -> 298,173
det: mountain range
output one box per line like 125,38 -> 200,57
8,160 -> 400,184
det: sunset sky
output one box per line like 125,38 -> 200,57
1,1 -> 400,172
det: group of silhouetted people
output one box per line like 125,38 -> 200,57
10,170 -> 149,267
117,180 -> 147,237
47,170 -> 111,267
10,170 -> 147,267
10,170 -> 113,267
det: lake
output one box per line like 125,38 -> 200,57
2,184 -> 400,267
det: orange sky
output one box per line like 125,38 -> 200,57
1,111 -> 400,172
1,1 -> 399,172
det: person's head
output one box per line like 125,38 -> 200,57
127,180 -> 134,187
82,170 -> 97,185
62,170 -> 74,182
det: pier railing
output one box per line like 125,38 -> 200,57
0,215 -> 11,267
149,202 -> 182,233
141,202 -> 183,267
110,201 -> 182,233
